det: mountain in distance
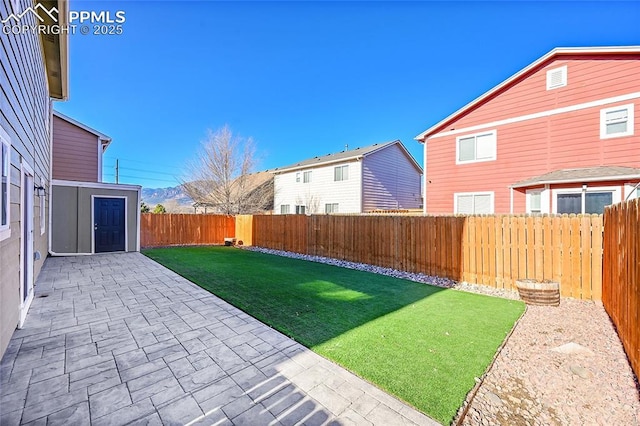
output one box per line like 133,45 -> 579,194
141,185 -> 193,209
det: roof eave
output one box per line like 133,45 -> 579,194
415,45 -> 640,142
273,155 -> 365,174
511,174 -> 640,189
41,0 -> 69,100
53,110 -> 112,141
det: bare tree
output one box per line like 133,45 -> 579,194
182,125 -> 273,214
294,191 -> 319,214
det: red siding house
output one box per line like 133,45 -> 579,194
415,46 -> 640,215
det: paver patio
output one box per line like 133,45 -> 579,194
0,252 -> 439,425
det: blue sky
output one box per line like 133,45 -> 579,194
54,1 -> 640,189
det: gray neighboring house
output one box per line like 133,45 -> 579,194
50,111 -> 141,255
274,140 -> 423,214
0,0 -> 68,357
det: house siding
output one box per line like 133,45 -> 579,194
362,144 -> 422,211
439,56 -> 640,132
52,115 -> 99,182
275,161 -> 363,214
424,55 -> 640,214
0,0 -> 52,356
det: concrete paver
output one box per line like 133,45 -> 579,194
0,252 -> 439,425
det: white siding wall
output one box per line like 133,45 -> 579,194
274,160 -> 362,214
0,0 -> 52,357
362,144 -> 422,211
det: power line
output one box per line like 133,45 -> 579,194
117,166 -> 181,177
103,156 -> 184,171
103,173 -> 179,184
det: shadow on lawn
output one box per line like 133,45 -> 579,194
143,246 -> 446,347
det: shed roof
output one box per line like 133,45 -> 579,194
511,166 -> 640,188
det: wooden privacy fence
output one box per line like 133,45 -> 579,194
603,199 -> 639,378
140,214 -> 235,247
244,214 -> 603,300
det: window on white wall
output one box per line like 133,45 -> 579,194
303,171 -> 312,183
325,203 -> 339,213
295,205 -> 306,214
456,130 -> 496,164
334,165 -> 349,181
455,192 -> 493,214
546,65 -> 567,90
280,204 -> 290,214
600,104 -> 634,139
1,130 -> 11,241
295,172 -> 300,183
527,190 -> 542,214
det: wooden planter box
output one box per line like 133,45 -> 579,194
516,279 -> 560,306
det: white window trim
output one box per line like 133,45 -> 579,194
0,126 -> 11,241
600,103 -> 634,139
453,191 -> 494,214
551,185 -> 621,214
295,172 -> 300,183
546,65 -> 567,90
455,130 -> 497,165
325,203 -> 339,214
526,189 -> 542,214
334,165 -> 349,181
303,171 -> 312,183
280,204 -> 290,214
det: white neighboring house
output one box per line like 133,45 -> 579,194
273,140 -> 423,214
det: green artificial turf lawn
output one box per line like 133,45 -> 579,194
144,246 -> 524,424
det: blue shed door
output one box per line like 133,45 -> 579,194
94,197 -> 126,253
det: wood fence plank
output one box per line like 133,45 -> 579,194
507,216 -> 518,290
560,215 -> 572,297
543,215 -> 553,280
486,216 -> 495,287
581,215 -> 593,300
526,216 -> 535,280
493,216 -> 503,288
517,216 -> 527,281
591,215 -> 603,301
570,215 -> 582,299
534,216 -> 544,281
468,216 -> 477,283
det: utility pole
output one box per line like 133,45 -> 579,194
115,159 -> 119,184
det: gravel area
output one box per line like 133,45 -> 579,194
243,247 -> 640,425
459,299 -> 640,426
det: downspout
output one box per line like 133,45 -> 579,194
423,138 -> 428,214
360,158 -> 364,213
48,104 -> 54,256
97,136 -> 102,182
